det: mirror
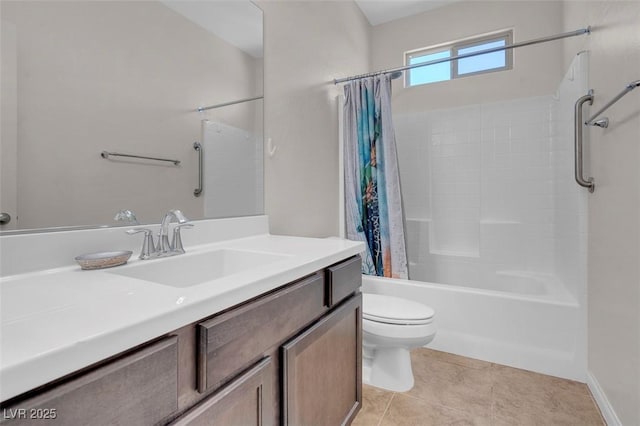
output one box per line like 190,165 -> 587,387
0,0 -> 263,233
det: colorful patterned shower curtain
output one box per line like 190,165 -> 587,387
343,75 -> 408,279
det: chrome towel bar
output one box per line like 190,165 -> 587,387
101,151 -> 180,166
585,80 -> 640,128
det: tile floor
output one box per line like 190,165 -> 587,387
353,348 -> 605,426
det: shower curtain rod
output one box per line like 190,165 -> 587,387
196,95 -> 263,113
333,27 -> 590,84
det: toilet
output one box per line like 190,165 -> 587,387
362,293 -> 436,392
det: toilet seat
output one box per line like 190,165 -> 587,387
363,294 -> 435,325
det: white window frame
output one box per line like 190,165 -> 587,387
405,30 -> 514,87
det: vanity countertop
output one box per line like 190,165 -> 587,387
0,231 -> 363,402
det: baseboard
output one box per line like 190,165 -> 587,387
587,371 -> 622,426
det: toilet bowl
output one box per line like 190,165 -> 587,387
362,293 -> 436,392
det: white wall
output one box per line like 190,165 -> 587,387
1,1 -> 259,229
371,1 -> 565,113
562,2 -> 640,425
259,0 -> 370,237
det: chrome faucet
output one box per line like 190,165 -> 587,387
158,209 -> 189,254
127,209 -> 193,259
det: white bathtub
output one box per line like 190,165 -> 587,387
362,275 -> 586,382
454,270 -> 576,302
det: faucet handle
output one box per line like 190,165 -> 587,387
171,223 -> 193,254
126,228 -> 157,259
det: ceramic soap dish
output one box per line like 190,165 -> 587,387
75,251 -> 133,270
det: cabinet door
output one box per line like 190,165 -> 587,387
282,295 -> 362,426
171,357 -> 273,426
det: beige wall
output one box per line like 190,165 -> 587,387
0,21 -> 18,230
1,1 -> 260,229
263,1 -> 640,421
371,1 -> 565,113
260,0 -> 370,237
563,2 -> 640,424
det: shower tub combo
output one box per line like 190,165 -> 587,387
339,53 -> 589,383
362,270 -> 584,382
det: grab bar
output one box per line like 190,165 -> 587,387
193,142 -> 203,197
101,151 -> 180,165
574,92 -> 595,193
585,80 -> 640,128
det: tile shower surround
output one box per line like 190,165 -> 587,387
395,56 -> 587,299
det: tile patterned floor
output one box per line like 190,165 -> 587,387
353,348 -> 605,426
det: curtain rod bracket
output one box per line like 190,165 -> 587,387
591,118 -> 609,128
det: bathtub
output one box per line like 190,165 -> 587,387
362,274 -> 586,382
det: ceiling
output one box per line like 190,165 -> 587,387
355,0 -> 461,26
159,1 -> 459,57
161,1 -> 263,58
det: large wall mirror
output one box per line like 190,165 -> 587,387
0,0 -> 263,233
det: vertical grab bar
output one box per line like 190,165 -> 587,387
574,93 -> 595,193
193,142 -> 203,197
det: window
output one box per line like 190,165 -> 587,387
405,31 -> 513,87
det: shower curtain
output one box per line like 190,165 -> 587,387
343,75 -> 408,279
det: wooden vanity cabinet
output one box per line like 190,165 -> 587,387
180,254 -> 362,426
0,255 -> 362,426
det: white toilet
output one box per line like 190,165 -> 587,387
362,293 -> 436,392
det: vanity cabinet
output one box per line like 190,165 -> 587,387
0,255 -> 362,426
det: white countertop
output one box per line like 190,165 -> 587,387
0,231 -> 363,401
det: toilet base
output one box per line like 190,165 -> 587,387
363,345 -> 415,392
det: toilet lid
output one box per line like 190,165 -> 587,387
363,293 -> 435,325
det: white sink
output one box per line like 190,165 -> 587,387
107,249 -> 289,288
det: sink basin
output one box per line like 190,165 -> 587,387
107,249 -> 289,287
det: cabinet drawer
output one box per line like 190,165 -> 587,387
326,255 -> 362,307
198,273 -> 326,393
171,357 -> 273,426
2,336 -> 178,426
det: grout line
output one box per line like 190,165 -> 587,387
395,392 -> 423,402
377,392 -> 396,426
